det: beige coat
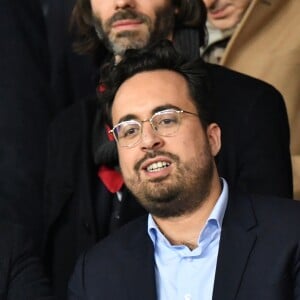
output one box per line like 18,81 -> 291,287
221,0 -> 300,199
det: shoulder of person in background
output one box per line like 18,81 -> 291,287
0,220 -> 54,300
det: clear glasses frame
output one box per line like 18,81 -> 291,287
109,108 -> 198,148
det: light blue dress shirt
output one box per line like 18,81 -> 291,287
148,178 -> 228,300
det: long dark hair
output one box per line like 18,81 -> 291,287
71,0 -> 207,61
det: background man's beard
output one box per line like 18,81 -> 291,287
93,6 -> 175,56
124,146 -> 215,218
106,31 -> 151,57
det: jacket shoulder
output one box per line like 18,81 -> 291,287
49,97 -> 98,136
89,215 -> 149,258
77,215 -> 150,275
69,216 -> 156,299
206,63 -> 283,97
251,195 -> 300,230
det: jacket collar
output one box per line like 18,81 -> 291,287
213,193 -> 257,300
118,216 -> 158,300
119,193 -> 258,300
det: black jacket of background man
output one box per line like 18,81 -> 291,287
0,221 -> 53,300
0,0 -> 52,250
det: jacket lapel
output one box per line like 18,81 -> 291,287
123,217 -> 158,300
213,193 -> 257,300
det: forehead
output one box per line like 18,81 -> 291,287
111,70 -> 196,123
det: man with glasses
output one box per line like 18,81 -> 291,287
69,40 -> 300,300
44,0 -> 292,298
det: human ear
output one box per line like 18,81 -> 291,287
206,123 -> 221,156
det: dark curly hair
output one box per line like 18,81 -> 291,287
100,40 -> 212,130
71,0 -> 207,61
93,40 -> 213,166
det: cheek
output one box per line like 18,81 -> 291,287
182,140 -> 200,158
91,1 -> 110,20
176,129 -> 210,160
233,4 -> 249,22
90,0 -> 99,13
202,0 -> 210,7
172,136 -> 199,160
118,150 -> 135,177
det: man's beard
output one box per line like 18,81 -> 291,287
93,6 -> 175,56
123,143 -> 215,218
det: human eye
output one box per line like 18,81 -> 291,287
118,122 -> 140,139
156,112 -> 179,127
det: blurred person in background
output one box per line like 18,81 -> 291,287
202,0 -> 300,198
0,0 -> 52,252
46,0 -> 100,111
0,220 -> 53,299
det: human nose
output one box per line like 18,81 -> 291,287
114,0 -> 135,10
140,122 -> 164,151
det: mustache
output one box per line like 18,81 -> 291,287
107,9 -> 149,27
134,150 -> 179,172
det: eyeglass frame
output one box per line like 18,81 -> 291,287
109,108 -> 199,148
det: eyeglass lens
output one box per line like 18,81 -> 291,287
114,110 -> 182,147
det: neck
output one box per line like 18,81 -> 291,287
153,178 -> 222,250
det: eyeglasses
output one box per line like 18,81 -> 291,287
109,108 -> 198,148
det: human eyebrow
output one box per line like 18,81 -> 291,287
117,104 -> 182,123
117,114 -> 139,124
151,104 -> 182,115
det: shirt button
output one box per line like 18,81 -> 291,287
184,294 -> 192,300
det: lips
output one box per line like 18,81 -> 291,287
140,157 -> 172,174
146,161 -> 171,173
112,19 -> 143,29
